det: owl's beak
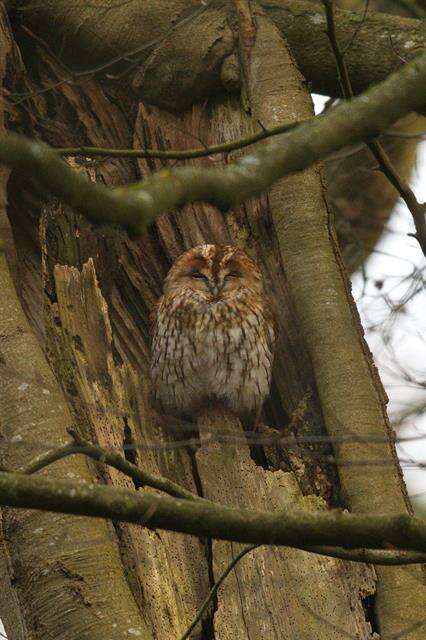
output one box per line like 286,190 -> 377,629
207,282 -> 220,297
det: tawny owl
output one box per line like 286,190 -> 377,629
150,244 -> 276,425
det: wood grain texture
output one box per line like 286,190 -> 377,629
4,6 -> 420,636
48,259 -> 210,640
196,407 -> 376,640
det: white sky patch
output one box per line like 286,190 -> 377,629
314,94 -> 426,508
351,144 -> 426,505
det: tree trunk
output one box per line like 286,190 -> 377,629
1,2 -> 425,639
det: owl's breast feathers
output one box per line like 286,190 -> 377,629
150,287 -> 276,420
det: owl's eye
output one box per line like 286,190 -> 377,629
226,271 -> 241,278
191,272 -> 207,280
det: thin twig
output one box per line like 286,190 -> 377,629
341,0 -> 370,56
296,544 -> 426,565
179,544 -> 259,640
53,127 -> 426,161
177,539 -> 414,640
55,120 -> 300,160
323,0 -> 426,258
1,49 -> 426,237
383,130 -> 426,140
3,430 -> 425,452
368,142 -> 426,256
16,428 -> 205,503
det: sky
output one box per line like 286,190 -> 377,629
351,148 -> 426,507
314,93 -> 426,510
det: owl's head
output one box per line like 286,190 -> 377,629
163,244 -> 264,298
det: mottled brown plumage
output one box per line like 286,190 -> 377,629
150,244 -> 276,424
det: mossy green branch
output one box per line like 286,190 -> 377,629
12,435 -> 426,565
0,51 -> 425,236
1,471 -> 426,554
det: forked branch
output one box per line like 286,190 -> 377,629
0,50 -> 425,236
323,0 -> 426,257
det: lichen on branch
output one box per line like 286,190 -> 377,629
1,470 -> 426,555
0,50 -> 425,236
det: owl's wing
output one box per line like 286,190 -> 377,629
264,294 -> 279,348
149,297 -> 162,342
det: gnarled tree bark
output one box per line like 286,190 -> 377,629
1,1 -> 425,639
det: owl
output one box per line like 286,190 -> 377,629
150,244 -> 276,426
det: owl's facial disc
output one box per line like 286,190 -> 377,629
220,269 -> 242,293
163,245 -> 264,298
188,265 -> 246,298
190,269 -> 220,296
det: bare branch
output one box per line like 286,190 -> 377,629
55,120 -> 299,159
2,428 -> 424,453
49,126 -> 426,160
0,50 -> 426,236
15,428 -> 205,503
1,471 -> 426,556
296,545 -> 426,565
323,0 -> 426,257
7,431 -> 426,569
